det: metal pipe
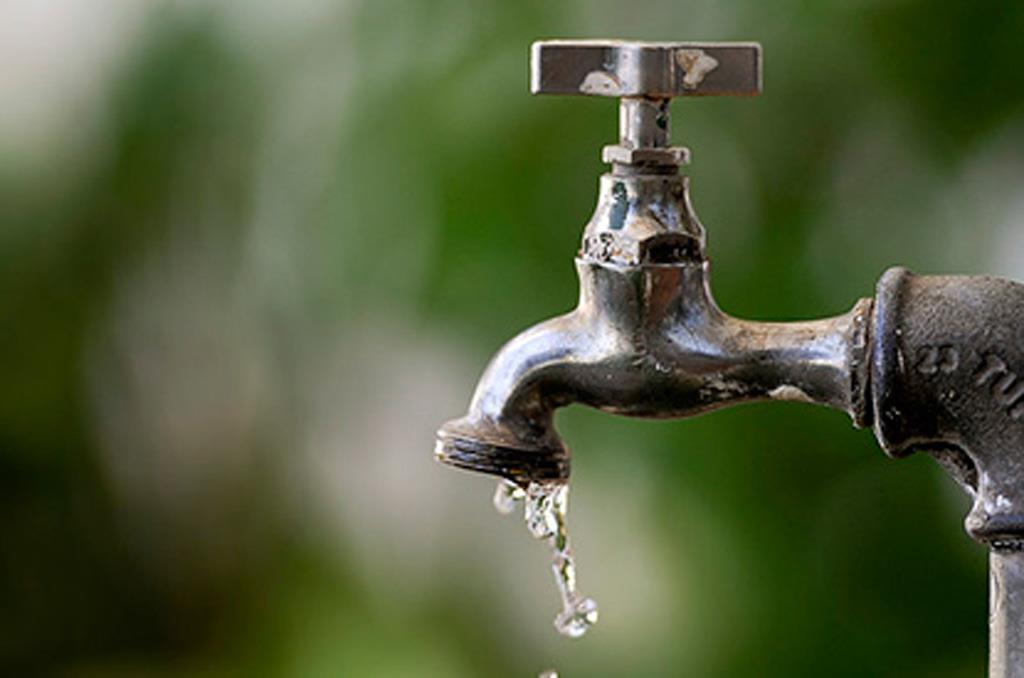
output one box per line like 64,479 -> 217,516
619,97 -> 670,149
991,551 -> 1024,678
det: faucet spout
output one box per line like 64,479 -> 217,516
436,254 -> 872,484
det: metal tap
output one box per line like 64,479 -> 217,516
435,40 -> 1024,676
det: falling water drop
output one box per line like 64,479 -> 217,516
495,478 -> 599,638
493,478 -> 525,514
525,481 -> 564,540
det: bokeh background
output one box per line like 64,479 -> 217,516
3,1 -> 1024,676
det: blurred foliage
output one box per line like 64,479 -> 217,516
2,0 -> 1023,676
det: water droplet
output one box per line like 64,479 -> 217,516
493,478 -> 599,638
526,481 -> 599,638
555,596 -> 599,638
525,481 -> 565,540
493,479 -> 525,515
539,671 -> 559,678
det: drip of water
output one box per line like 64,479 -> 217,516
494,479 -> 599,638
493,478 -> 525,514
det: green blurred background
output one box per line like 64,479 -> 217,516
3,1 -> 1024,676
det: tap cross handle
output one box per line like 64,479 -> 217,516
531,40 -> 761,167
530,40 -> 762,99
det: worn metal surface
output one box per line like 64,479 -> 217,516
871,268 -> 1024,550
992,552 -> 1024,677
531,40 -> 761,98
869,268 -> 1024,678
532,40 -> 760,172
435,252 -> 871,484
436,38 -> 1024,675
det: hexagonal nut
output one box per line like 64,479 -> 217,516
601,144 -> 691,166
